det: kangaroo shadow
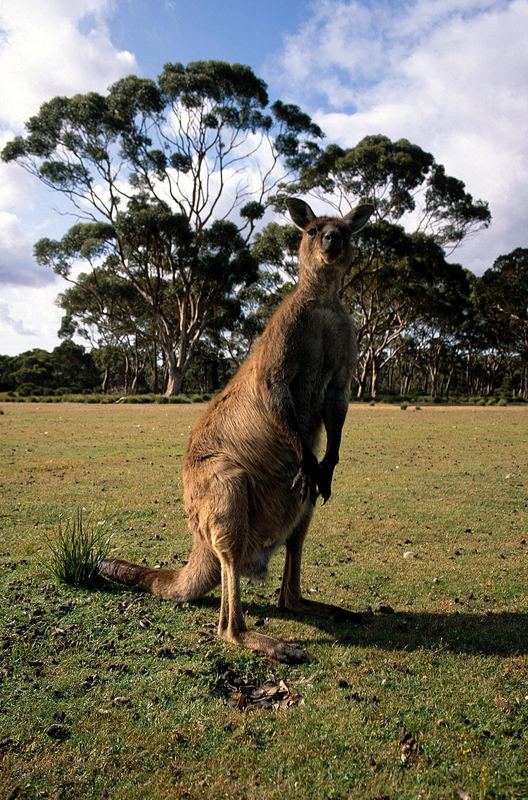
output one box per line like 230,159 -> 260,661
93,581 -> 527,658
192,595 -> 528,657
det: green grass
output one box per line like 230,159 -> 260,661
44,509 -> 112,587
1,403 -> 527,799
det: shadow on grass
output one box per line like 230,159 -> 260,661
188,595 -> 528,657
92,580 -> 527,657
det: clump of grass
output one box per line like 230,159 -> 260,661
45,509 -> 112,586
400,402 -> 408,410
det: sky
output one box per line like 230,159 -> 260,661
1,0 -> 527,355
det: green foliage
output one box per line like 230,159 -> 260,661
45,509 -> 111,587
2,60 -> 323,396
0,343 -> 99,394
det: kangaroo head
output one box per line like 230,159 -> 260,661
287,198 -> 374,288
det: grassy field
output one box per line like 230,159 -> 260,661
1,402 -> 527,800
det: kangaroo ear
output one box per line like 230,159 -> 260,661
286,198 -> 317,231
343,204 -> 375,234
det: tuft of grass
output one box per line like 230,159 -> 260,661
45,509 -> 112,587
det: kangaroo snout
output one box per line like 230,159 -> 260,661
321,229 -> 342,253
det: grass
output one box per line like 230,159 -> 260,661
0,402 -> 527,800
44,509 -> 112,587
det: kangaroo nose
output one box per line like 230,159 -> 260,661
322,230 -> 340,251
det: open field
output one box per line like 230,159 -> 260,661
1,402 -> 527,800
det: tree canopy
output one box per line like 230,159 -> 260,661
2,60 -> 322,394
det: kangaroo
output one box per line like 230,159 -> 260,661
99,198 -> 374,663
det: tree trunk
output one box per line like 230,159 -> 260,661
101,367 -> 109,394
164,350 -> 184,396
356,352 -> 371,398
370,355 -> 380,399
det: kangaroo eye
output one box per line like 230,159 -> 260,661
307,228 -> 317,238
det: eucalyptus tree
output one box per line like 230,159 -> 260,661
57,268 -> 154,392
2,61 -> 322,394
474,248 -> 528,398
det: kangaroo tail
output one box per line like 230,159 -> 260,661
99,538 -> 220,601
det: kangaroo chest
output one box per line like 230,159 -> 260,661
292,305 -> 354,424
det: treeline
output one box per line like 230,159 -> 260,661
1,61 -> 526,402
2,240 -> 526,402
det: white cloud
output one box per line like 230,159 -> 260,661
271,0 -> 528,273
0,211 -> 54,287
0,0 -> 138,353
0,0 -> 136,128
0,282 -> 66,355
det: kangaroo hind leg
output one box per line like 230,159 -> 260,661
207,469 -> 309,664
278,510 -> 364,624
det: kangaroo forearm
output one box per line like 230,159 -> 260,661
322,399 -> 348,465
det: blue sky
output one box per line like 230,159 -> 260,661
110,0 -> 308,76
1,0 -> 527,354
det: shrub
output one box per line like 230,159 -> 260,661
400,402 -> 408,410
45,510 -> 112,587
17,383 -> 43,396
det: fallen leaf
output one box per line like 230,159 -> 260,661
112,696 -> 132,707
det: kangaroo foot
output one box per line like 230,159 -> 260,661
220,629 -> 310,664
279,596 -> 366,624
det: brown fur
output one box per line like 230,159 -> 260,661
99,198 -> 374,663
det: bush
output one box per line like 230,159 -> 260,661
17,383 -> 43,396
400,402 -> 409,410
45,509 -> 111,587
